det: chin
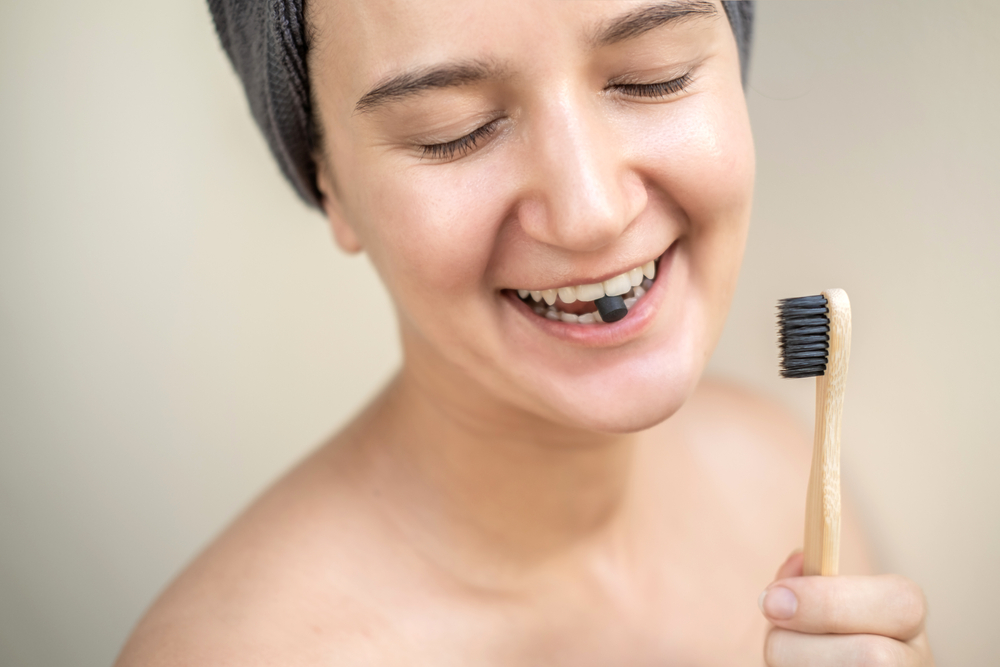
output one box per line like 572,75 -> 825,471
526,313 -> 709,435
558,389 -> 693,434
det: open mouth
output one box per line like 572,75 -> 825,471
510,255 -> 661,325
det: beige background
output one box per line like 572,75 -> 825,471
1,1 -> 997,664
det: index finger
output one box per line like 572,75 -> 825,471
759,574 -> 927,641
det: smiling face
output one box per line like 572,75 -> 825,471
308,0 -> 754,433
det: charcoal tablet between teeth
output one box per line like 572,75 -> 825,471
594,295 -> 628,323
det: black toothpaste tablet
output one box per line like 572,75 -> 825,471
594,295 -> 628,323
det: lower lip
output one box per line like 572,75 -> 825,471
503,245 -> 676,348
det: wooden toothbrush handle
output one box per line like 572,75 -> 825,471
803,289 -> 851,576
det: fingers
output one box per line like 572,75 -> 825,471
773,550 -> 803,580
765,627 -> 923,667
759,574 -> 927,641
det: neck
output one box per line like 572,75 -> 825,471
356,358 -> 642,583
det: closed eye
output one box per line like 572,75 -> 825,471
417,73 -> 691,160
420,118 -> 504,161
609,72 -> 694,99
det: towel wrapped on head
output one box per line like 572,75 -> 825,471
207,0 -> 755,210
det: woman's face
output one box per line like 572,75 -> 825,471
309,0 -> 754,433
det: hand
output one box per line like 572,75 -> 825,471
759,552 -> 935,666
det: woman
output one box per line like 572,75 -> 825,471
117,1 -> 934,664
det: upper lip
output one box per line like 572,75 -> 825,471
504,248 -> 668,291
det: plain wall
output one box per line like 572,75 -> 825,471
1,1 -> 997,664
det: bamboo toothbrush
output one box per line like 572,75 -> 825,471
777,289 -> 852,576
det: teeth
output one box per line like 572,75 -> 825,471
575,282 -> 605,302
516,257 -> 659,322
628,267 -> 644,287
557,286 -> 577,304
603,273 -> 631,297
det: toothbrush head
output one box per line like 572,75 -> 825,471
777,294 -> 830,379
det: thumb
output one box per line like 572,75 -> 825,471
773,549 -> 804,582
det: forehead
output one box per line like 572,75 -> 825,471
309,0 -> 725,106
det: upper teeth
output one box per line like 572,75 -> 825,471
517,260 -> 656,303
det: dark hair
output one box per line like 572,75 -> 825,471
208,0 -> 755,209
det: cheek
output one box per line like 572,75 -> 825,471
628,90 -> 754,279
630,92 -> 754,226
616,91 -> 754,368
348,154 -> 510,308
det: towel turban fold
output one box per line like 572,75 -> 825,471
208,0 -> 755,209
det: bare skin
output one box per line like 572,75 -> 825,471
118,1 -> 934,663
117,376 -> 872,666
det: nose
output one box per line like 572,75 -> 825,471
517,95 -> 647,253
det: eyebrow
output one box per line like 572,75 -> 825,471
354,60 -> 505,114
352,1 -> 719,115
590,0 -> 719,47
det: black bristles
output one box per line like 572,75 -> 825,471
777,294 -> 830,378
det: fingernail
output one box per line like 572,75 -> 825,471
759,586 -> 798,620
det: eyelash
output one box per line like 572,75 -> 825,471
418,73 -> 693,160
610,72 -> 694,99
420,119 -> 502,161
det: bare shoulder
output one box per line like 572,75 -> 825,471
649,377 -> 810,557
673,376 -> 814,478
114,434 -> 417,666
661,377 -> 874,575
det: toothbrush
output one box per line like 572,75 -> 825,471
777,289 -> 852,576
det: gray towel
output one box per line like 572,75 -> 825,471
208,1 -> 755,210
